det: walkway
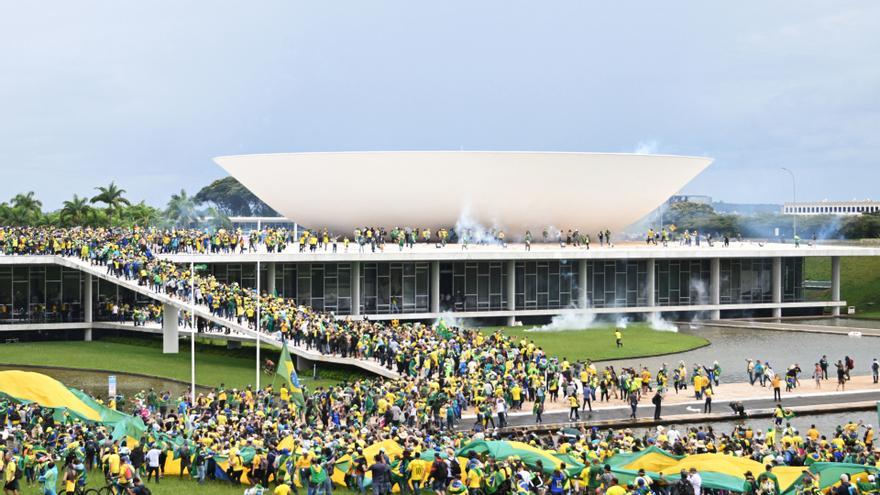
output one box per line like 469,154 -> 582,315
50,256 -> 400,380
459,375 -> 880,431
700,319 -> 880,337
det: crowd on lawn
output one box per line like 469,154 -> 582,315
0,226 -> 877,495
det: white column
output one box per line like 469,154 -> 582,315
351,261 -> 361,317
431,261 -> 440,314
578,260 -> 588,309
645,259 -> 656,308
162,303 -> 180,354
83,272 -> 93,341
506,260 -> 516,326
709,258 -> 720,320
772,257 -> 782,318
267,262 -> 276,296
831,256 -> 841,316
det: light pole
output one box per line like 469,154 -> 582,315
256,260 -> 261,390
781,167 -> 797,239
190,261 -> 196,405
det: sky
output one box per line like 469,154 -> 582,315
1,1 -> 878,210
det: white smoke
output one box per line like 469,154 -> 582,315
615,316 -> 630,329
526,311 -> 596,332
691,279 -> 708,304
648,312 -> 679,332
434,312 -> 466,329
454,207 -> 506,245
634,139 -> 660,155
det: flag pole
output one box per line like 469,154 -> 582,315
256,260 -> 261,390
190,261 -> 196,405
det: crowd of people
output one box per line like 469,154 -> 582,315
0,226 -> 878,495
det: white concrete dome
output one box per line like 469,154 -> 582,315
215,151 -> 712,235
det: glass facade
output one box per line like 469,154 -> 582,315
0,257 -> 800,324
782,257 -> 804,303
440,262 -> 508,312
515,260 -> 578,310
719,258 -> 773,304
211,262 -> 352,314
586,260 -> 649,308
361,262 -> 429,314
93,278 -> 156,321
655,259 -> 711,306
0,265 -> 85,322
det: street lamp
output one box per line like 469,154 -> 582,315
781,167 -> 797,239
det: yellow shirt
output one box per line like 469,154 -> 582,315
275,485 -> 293,495
607,485 -> 627,495
4,460 -> 16,482
107,453 -> 121,475
467,468 -> 483,488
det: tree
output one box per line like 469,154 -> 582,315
60,194 -> 92,226
664,201 -> 740,236
164,189 -> 204,228
118,201 -> 161,227
0,192 -> 44,225
11,191 -> 43,216
194,176 -> 277,217
90,181 -> 131,218
839,213 -> 880,239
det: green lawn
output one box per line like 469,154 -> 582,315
0,335 -> 361,390
804,256 -> 880,314
479,322 -> 708,362
33,471 -> 360,495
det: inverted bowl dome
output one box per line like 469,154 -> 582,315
214,151 -> 712,236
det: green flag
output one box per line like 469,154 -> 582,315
276,345 -> 306,409
435,320 -> 453,340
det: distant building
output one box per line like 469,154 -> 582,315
782,200 -> 880,216
713,202 -> 781,215
668,194 -> 712,205
228,216 -> 297,232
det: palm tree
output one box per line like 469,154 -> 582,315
164,189 -> 203,227
11,191 -> 43,217
91,181 -> 131,218
121,201 -> 161,227
60,194 -> 92,226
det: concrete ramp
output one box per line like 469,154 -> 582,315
53,257 -> 400,380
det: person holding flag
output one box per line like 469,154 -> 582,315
276,345 -> 306,412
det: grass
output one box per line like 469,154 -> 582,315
0,335 -> 362,390
804,256 -> 880,314
479,322 -> 708,362
35,471 -> 361,495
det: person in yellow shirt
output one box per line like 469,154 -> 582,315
105,449 -> 121,478
605,477 -> 626,495
806,425 -> 820,444
3,452 -> 19,495
274,481 -> 294,495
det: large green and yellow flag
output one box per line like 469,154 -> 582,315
0,370 -> 145,440
276,345 -> 306,409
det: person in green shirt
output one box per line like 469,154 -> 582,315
756,465 -> 780,495
309,458 -> 328,494
586,458 -> 604,495
742,471 -> 758,495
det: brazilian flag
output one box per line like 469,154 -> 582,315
435,320 -> 454,340
277,345 -> 306,410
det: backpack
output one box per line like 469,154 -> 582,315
450,459 -> 461,479
676,480 -> 695,495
